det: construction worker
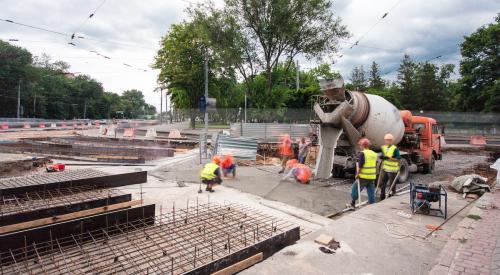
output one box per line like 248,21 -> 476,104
298,137 -> 310,164
282,162 -> 312,184
278,134 -> 294,173
350,138 -> 377,208
221,154 -> 236,178
379,133 -> 401,200
200,156 -> 222,192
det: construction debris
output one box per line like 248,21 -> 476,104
451,174 -> 491,197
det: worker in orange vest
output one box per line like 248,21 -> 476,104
278,134 -> 294,173
282,161 -> 312,184
221,154 -> 236,178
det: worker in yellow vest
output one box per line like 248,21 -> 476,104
379,133 -> 401,200
200,156 -> 222,192
349,138 -> 377,208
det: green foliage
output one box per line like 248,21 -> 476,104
0,40 -> 155,119
350,65 -> 367,91
454,14 -> 499,112
369,61 -> 385,90
224,0 -> 349,93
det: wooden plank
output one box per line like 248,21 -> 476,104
0,200 -> 143,234
211,252 -> 263,275
314,234 -> 334,246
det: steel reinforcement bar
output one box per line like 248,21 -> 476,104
0,170 -> 147,196
0,185 -> 130,226
0,202 -> 299,275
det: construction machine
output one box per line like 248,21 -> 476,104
313,78 -> 443,181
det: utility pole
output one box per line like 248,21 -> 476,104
33,91 -> 36,118
83,102 -> 87,119
160,88 -> 163,124
296,60 -> 300,92
244,91 -> 247,123
17,79 -> 21,119
203,51 -> 209,159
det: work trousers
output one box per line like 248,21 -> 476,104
351,178 -> 376,204
379,170 -> 397,200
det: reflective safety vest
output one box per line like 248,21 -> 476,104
200,163 -> 219,180
381,145 -> 400,172
359,149 -> 377,180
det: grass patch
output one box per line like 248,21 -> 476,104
467,214 -> 482,220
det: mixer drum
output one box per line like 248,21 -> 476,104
358,93 -> 404,149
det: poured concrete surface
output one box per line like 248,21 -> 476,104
150,165 -> 359,216
243,191 -> 472,275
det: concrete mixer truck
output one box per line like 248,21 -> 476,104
313,78 -> 443,182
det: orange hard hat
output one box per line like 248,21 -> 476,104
212,155 -> 221,164
384,133 -> 394,140
221,155 -> 233,168
358,138 -> 371,147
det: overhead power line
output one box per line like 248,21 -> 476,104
71,0 -> 107,40
349,0 -> 404,50
0,18 -> 155,50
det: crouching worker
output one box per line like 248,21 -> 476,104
200,156 -> 222,192
350,138 -> 377,208
282,160 -> 312,184
221,154 -> 236,178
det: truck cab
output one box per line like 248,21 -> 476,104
400,114 -> 443,174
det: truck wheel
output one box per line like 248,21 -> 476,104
423,156 -> 435,174
398,158 -> 409,183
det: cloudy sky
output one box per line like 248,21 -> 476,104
0,0 -> 498,111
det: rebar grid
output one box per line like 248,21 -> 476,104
0,169 -> 109,189
0,202 -> 298,275
0,185 -> 122,217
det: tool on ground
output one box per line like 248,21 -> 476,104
387,170 -> 401,197
198,180 -> 203,193
46,163 -> 65,172
410,182 -> 447,219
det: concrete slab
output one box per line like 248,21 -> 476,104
242,191 -> 472,275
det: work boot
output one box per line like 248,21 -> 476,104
350,200 -> 355,208
208,188 -> 215,193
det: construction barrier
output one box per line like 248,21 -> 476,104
72,123 -> 77,129
1,123 -> 8,130
50,123 -> 57,128
168,129 -> 182,139
61,122 -> 67,128
87,122 -> 92,127
95,121 -> 100,127
98,125 -> 106,135
145,128 -> 157,139
39,123 -> 46,128
23,123 -> 31,129
123,128 -> 136,138
106,126 -> 116,137
80,122 -> 85,129
469,135 -> 487,145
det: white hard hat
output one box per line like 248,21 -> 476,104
384,133 -> 394,140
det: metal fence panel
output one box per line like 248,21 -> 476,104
216,135 -> 258,160
230,123 -> 313,142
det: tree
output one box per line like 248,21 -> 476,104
455,15 -> 499,112
154,17 -> 239,128
350,65 -> 367,91
369,61 -> 384,90
225,0 -> 349,93
396,54 -> 418,108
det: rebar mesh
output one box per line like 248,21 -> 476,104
0,185 -> 122,217
0,202 -> 299,275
